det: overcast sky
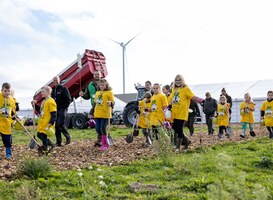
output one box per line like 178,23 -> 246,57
1,0 -> 273,109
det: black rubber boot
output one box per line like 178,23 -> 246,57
183,136 -> 191,149
176,138 -> 182,151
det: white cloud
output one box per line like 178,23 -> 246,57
1,0 -> 273,109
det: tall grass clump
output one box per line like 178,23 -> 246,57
207,152 -> 268,200
17,157 -> 52,179
155,127 -> 174,166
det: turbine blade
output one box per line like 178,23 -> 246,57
107,37 -> 121,45
125,32 -> 141,46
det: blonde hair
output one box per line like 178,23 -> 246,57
42,86 -> 52,94
173,74 -> 187,88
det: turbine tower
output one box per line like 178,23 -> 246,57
110,33 -> 140,94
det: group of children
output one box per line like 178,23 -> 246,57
1,77 -> 273,158
209,90 -> 273,141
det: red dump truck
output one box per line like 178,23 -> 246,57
33,49 -> 108,129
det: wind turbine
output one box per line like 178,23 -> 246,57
109,33 -> 140,94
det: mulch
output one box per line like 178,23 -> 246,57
0,125 -> 270,181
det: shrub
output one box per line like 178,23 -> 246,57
17,157 -> 52,179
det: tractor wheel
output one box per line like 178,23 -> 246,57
123,103 -> 138,127
72,113 -> 88,129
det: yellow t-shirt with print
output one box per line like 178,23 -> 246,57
240,101 -> 255,123
169,86 -> 195,121
217,103 -> 230,126
0,93 -> 16,135
94,90 -> 114,119
138,100 -> 151,129
37,97 -> 57,134
149,93 -> 168,126
260,100 -> 273,126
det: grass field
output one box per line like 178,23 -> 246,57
0,124 -> 273,199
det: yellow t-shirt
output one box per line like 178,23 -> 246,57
94,90 -> 114,119
37,97 -> 57,134
240,101 -> 255,123
149,93 -> 168,126
0,93 -> 15,135
217,103 -> 230,126
260,100 -> 273,126
138,100 -> 151,129
169,86 -> 195,120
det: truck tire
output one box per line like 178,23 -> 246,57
65,113 -> 73,129
123,102 -> 138,127
72,113 -> 88,129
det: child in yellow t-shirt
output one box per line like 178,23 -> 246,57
216,95 -> 230,140
260,90 -> 273,139
240,93 -> 256,138
137,92 -> 152,147
149,83 -> 168,140
0,83 -> 16,159
92,79 -> 114,151
32,86 -> 57,155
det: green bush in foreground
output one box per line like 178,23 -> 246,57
17,157 -> 52,179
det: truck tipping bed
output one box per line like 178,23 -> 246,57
33,49 -> 107,105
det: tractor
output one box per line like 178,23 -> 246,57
122,84 -> 147,127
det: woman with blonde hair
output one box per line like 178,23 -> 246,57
169,74 -> 203,150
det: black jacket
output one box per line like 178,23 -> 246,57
51,84 -> 72,110
189,100 -> 200,117
202,97 -> 217,115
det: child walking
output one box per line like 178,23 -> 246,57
91,79 -> 114,151
216,95 -> 230,140
149,83 -> 168,140
32,86 -> 57,155
240,93 -> 256,138
137,92 -> 152,147
0,83 -> 16,159
260,90 -> 273,139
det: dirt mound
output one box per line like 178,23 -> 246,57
0,126 -> 270,181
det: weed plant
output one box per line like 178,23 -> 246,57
17,157 -> 52,179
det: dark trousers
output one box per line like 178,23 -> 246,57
95,118 -> 107,136
151,126 -> 159,140
55,109 -> 71,145
1,133 -> 12,148
266,126 -> 273,134
218,126 -> 227,135
172,119 -> 185,139
205,114 -> 214,133
185,116 -> 195,135
37,132 -> 54,149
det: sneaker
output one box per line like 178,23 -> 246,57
225,133 -> 231,138
217,134 -> 222,140
269,133 -> 273,139
240,134 -> 245,138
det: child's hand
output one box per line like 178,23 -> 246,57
107,101 -> 112,107
79,91 -> 84,96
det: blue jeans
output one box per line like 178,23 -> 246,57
1,133 -> 12,148
95,118 -> 107,136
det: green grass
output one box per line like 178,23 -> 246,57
2,126 -> 273,199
